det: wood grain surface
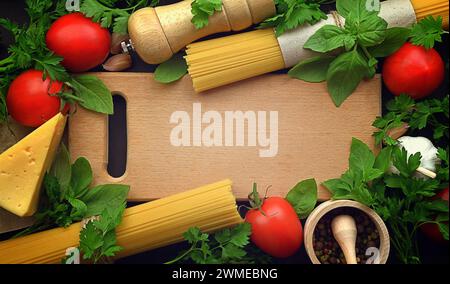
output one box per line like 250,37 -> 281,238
68,73 -> 381,201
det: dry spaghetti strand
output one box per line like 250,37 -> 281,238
0,180 -> 243,264
185,29 -> 285,92
411,0 -> 449,28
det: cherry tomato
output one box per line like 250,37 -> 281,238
245,197 -> 303,258
421,188 -> 449,243
382,42 -> 444,99
46,13 -> 111,72
7,70 -> 63,127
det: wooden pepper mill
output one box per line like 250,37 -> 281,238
127,0 -> 276,64
331,215 -> 358,264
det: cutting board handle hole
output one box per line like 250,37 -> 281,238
107,94 -> 127,179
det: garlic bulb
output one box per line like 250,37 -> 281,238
390,136 -> 440,179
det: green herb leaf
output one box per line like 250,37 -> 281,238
68,75 -> 114,115
304,25 -> 355,53
326,49 -> 367,107
167,223 -> 259,264
79,221 -> 103,260
191,0 -> 222,29
410,16 -> 448,49
50,144 -> 72,194
286,178 -> 318,219
259,0 -> 327,36
154,53 -> 188,84
68,197 -> 88,219
367,27 -> 411,57
81,184 -> 130,217
70,157 -> 93,198
288,56 -> 335,83
374,146 -> 393,173
354,15 -> 387,47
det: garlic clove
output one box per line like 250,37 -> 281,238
103,54 -> 132,72
389,136 -> 440,179
110,33 -> 130,55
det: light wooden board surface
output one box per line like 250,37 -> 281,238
69,73 -> 381,201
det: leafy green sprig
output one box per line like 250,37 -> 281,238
81,0 -> 159,34
12,144 -> 129,263
372,95 -> 449,146
191,0 -> 222,29
289,0 -> 447,107
259,0 -> 329,36
410,16 -> 449,49
14,144 -> 129,237
324,138 -> 449,264
0,0 -> 116,124
165,224 -> 251,264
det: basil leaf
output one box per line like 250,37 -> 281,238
374,146 -> 393,173
71,157 -> 93,198
367,27 -> 411,57
154,52 -> 188,84
81,184 -> 130,217
304,25 -> 355,53
69,75 -> 113,115
286,178 -> 318,219
68,197 -> 88,220
50,143 -> 71,194
288,55 -> 335,83
356,15 -> 387,47
326,49 -> 368,107
349,138 -> 376,172
339,0 -> 375,23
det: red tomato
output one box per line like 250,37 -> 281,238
46,13 -> 111,72
421,188 -> 449,243
7,70 -> 63,127
245,197 -> 303,258
382,42 -> 444,99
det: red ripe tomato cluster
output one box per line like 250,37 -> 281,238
7,13 -> 110,127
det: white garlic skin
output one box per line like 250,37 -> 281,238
389,136 -> 440,179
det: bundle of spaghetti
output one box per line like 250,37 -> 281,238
411,0 -> 449,28
186,0 -> 449,92
0,180 -> 243,264
186,29 -> 285,92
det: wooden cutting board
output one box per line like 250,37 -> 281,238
69,73 -> 381,201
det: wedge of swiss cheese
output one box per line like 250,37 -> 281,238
0,113 -> 67,217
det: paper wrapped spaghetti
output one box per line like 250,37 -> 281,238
185,0 -> 449,92
0,180 -> 243,264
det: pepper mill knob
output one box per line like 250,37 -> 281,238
331,215 -> 358,264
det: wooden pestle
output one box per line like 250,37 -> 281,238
128,0 -> 276,64
331,215 -> 358,264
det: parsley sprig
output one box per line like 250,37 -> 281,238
324,138 -> 449,264
14,144 -> 130,239
80,0 -> 159,34
410,16 -> 449,49
190,0 -> 222,29
79,203 -> 127,264
165,223 -> 271,264
12,144 -> 130,263
259,0 -> 329,36
0,0 -> 116,124
373,95 -> 449,146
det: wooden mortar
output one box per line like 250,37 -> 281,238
304,200 -> 390,264
128,0 -> 276,64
